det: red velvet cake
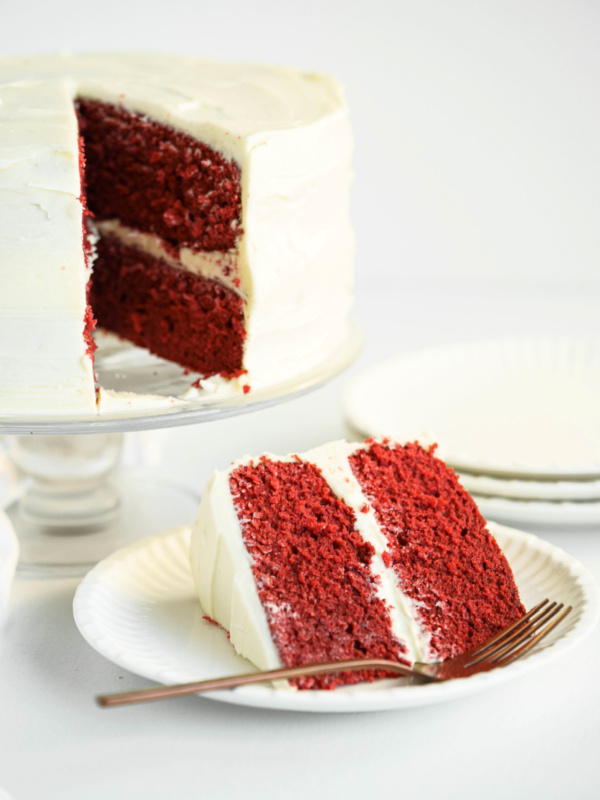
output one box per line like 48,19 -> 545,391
0,54 -> 354,415
191,439 -> 525,690
78,99 -> 247,379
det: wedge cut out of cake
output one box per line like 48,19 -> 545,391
190,439 -> 525,689
0,54 -> 353,415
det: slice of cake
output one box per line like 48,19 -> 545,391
0,54 -> 353,415
190,439 -> 525,689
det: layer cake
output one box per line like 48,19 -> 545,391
191,439 -> 525,689
0,54 -> 353,415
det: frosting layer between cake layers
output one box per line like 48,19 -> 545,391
0,54 -> 354,414
190,439 -> 525,689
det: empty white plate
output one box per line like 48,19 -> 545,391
343,339 -> 600,479
458,472 -> 600,502
473,495 -> 600,528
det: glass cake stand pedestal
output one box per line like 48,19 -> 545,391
0,323 -> 361,577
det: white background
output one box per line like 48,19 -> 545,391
4,0 -> 600,295
2,3 -> 600,800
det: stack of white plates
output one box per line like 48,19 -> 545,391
343,339 -> 600,528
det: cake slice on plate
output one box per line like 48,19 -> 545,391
190,439 -> 525,689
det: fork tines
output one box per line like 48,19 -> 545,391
465,599 -> 572,669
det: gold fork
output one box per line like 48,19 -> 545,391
97,599 -> 571,707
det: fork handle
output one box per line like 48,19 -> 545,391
97,658 -> 423,707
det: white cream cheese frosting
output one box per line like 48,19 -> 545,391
0,79 -> 96,414
0,54 -> 354,415
190,441 -> 435,674
95,221 -> 243,297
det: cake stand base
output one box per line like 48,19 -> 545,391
1,322 -> 361,577
9,470 -> 200,578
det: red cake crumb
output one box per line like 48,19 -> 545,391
229,459 -> 408,690
76,99 -> 242,253
89,235 -> 246,377
349,441 -> 525,659
82,305 -> 97,359
77,135 -> 98,364
203,615 -> 230,639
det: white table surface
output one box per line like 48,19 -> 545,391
2,279 -> 600,800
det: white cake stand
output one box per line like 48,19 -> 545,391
0,323 -> 361,576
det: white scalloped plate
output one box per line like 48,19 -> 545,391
343,339 -> 600,479
73,524 -> 599,713
458,472 -> 600,502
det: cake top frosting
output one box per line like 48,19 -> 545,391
0,53 -> 346,142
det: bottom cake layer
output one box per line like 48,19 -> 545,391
89,234 -> 246,377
